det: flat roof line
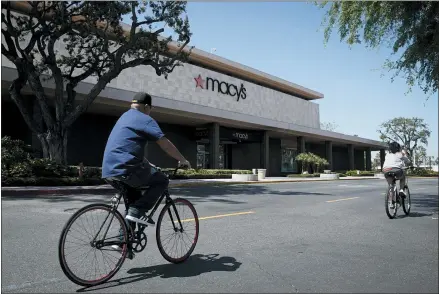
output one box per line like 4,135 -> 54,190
7,1 -> 324,100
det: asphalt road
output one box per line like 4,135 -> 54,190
2,178 -> 438,293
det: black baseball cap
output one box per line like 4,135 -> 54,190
131,92 -> 152,106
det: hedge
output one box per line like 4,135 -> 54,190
2,169 -> 253,186
287,173 -> 347,178
345,170 -> 376,177
2,177 -> 106,187
2,136 -> 255,186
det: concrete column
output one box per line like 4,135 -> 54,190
380,149 -> 386,171
365,148 -> 372,171
297,136 -> 306,154
325,141 -> 333,171
348,144 -> 355,170
261,131 -> 270,175
297,136 -> 306,173
209,123 -> 220,169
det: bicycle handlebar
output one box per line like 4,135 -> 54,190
155,164 -> 190,179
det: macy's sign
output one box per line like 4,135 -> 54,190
194,74 -> 247,101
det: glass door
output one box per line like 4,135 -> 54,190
281,148 -> 298,173
218,144 -> 225,169
197,143 -> 210,169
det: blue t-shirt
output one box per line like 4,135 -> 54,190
102,109 -> 164,178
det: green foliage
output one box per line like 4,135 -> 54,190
287,173 -> 321,178
378,117 -> 431,162
295,152 -> 329,174
407,168 -> 438,177
1,138 -> 254,185
1,1 -> 193,164
2,177 -> 106,187
317,1 -> 439,96
1,136 -> 32,169
345,170 -> 375,177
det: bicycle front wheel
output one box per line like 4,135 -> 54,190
58,204 -> 128,287
402,186 -> 411,215
156,198 -> 199,264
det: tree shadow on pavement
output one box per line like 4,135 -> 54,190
398,193 -> 438,218
76,253 -> 242,292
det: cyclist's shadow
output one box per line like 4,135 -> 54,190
76,253 -> 242,292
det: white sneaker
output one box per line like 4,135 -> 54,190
399,189 -> 406,198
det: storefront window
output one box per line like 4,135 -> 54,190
281,148 -> 297,173
197,143 -> 210,169
218,144 -> 225,169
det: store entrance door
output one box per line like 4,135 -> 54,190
196,143 -> 210,169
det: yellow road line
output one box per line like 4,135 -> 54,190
175,211 -> 255,223
326,197 -> 359,203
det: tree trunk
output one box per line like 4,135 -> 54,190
37,128 -> 69,164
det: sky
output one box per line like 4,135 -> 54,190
127,1 -> 438,158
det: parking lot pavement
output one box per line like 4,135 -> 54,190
1,178 -> 438,293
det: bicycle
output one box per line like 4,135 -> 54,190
384,166 -> 411,219
58,165 -> 199,287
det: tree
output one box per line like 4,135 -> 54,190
435,157 -> 439,166
378,117 -> 431,162
317,1 -> 439,97
1,1 -> 192,164
320,121 -> 338,131
413,145 -> 427,167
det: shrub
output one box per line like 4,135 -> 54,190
1,136 -> 31,171
345,170 -> 375,176
30,158 -> 70,177
2,177 -> 106,186
295,152 -> 329,174
287,173 -> 321,178
408,168 -> 438,177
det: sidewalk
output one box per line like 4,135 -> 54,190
1,176 -> 381,197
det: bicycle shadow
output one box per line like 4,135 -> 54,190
76,253 -> 242,292
398,211 -> 434,218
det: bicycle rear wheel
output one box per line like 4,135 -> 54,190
156,198 -> 199,263
402,186 -> 411,215
58,204 -> 128,287
385,187 -> 398,219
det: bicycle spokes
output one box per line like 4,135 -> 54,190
156,199 -> 199,263
59,205 -> 128,286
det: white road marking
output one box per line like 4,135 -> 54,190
2,278 -> 65,292
338,184 -> 370,188
326,197 -> 360,203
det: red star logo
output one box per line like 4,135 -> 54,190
194,74 -> 205,89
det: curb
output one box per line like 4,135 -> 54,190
0,176 -> 386,197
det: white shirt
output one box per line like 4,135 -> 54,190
383,152 -> 411,169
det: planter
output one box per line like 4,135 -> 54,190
257,169 -> 267,180
323,170 -> 331,174
252,168 -> 257,175
320,173 -> 339,180
374,173 -> 385,179
232,174 -> 258,181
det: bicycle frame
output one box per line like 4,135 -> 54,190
386,166 -> 410,203
92,166 -> 185,249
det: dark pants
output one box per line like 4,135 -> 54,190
119,163 -> 169,212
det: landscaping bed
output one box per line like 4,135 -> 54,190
1,136 -> 252,186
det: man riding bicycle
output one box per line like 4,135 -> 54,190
101,92 -> 191,226
382,141 -> 411,209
